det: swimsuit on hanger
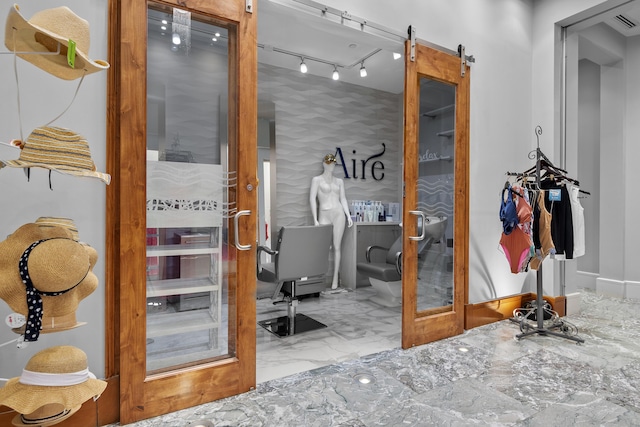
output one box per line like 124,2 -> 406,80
499,186 -> 519,235
500,226 -> 533,274
529,190 -> 555,270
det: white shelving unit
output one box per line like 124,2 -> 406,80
145,161 -> 223,371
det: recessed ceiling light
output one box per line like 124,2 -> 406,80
160,25 -> 166,30
162,19 -> 168,25
215,32 -> 221,37
393,52 -> 402,60
458,347 -> 469,353
349,43 -> 358,49
212,37 -> 217,42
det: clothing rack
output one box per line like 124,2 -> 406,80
506,126 -> 584,344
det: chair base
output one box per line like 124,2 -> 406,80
258,313 -> 327,337
369,278 -> 402,307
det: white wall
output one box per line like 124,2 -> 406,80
0,0 -> 108,378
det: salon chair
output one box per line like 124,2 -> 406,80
256,224 -> 332,337
356,215 -> 447,307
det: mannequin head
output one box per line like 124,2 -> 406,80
323,153 -> 337,171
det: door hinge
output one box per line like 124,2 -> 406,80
408,25 -> 416,62
458,44 -> 466,77
246,0 -> 253,13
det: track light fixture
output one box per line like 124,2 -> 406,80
359,62 -> 367,77
300,58 -> 308,73
332,65 -> 339,80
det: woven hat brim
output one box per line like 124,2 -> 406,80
4,4 -> 109,80
12,405 -> 81,427
0,377 -> 107,414
12,321 -> 87,335
0,159 -> 111,184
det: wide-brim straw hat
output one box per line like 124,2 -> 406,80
0,223 -> 98,327
12,403 -> 81,427
35,217 -> 80,242
12,312 -> 87,335
4,4 -> 109,80
0,126 -> 111,184
0,346 -> 107,415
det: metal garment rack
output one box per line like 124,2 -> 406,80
506,126 -> 584,344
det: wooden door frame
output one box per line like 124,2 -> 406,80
106,0 -> 257,423
402,40 -> 470,349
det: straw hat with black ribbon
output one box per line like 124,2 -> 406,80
0,346 -> 107,418
4,4 -> 109,80
0,223 -> 98,342
0,126 -> 111,186
8,218 -> 92,335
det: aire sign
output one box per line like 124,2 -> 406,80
335,143 -> 386,181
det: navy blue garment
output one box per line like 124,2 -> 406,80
500,186 -> 519,235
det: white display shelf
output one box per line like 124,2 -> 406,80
146,245 -> 219,257
436,129 -> 455,137
147,277 -> 218,298
147,309 -> 218,338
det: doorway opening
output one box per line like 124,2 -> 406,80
254,0 -> 405,383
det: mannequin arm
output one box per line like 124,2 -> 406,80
309,177 -> 319,225
338,179 -> 353,227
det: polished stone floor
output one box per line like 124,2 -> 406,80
109,288 -> 640,426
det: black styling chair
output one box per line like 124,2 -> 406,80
256,224 -> 332,337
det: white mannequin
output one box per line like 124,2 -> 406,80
310,153 -> 353,289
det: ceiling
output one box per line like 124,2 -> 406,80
153,1 -> 640,96
602,0 -> 640,36
256,0 -> 406,94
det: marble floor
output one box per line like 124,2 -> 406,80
109,288 -> 640,426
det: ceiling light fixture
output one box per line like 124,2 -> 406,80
332,65 -> 339,80
393,52 -> 402,60
300,58 -> 308,73
359,62 -> 367,77
211,37 -> 217,42
172,33 -> 181,45
161,19 -> 168,25
161,25 -> 167,31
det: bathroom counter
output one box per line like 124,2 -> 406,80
340,222 -> 401,290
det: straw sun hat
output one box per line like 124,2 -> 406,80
0,126 -> 111,185
4,4 -> 109,80
0,346 -> 107,418
8,218 -> 91,335
12,403 -> 81,427
0,223 -> 98,342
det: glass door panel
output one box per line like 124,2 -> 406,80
416,77 -> 455,313
145,6 -> 231,373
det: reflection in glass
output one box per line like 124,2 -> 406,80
145,5 -> 230,372
416,77 -> 455,313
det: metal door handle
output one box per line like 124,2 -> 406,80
408,210 -> 426,241
234,210 -> 252,250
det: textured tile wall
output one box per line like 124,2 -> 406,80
259,64 -> 402,226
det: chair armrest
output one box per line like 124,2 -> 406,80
365,245 -> 390,263
394,251 -> 402,275
256,245 -> 277,276
257,245 -> 277,256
